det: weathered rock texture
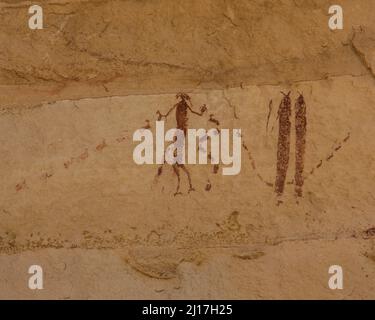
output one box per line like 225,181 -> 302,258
1,0 -> 375,299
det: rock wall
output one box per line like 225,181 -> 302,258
1,0 -> 375,299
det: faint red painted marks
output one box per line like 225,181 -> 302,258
61,131 -> 129,171
275,92 -> 292,196
307,132 -> 350,179
205,180 -> 212,191
213,164 -> 219,174
266,99 -> 273,132
242,141 -> 273,187
116,130 -> 128,143
64,149 -> 89,169
116,136 -> 126,143
64,158 -> 74,169
242,142 -> 248,151
363,227 -> 375,239
157,165 -> 163,176
295,94 -> 307,197
41,172 -> 53,180
14,128 -> 131,193
15,179 -> 26,192
96,140 -> 107,151
79,148 -> 89,160
142,120 -> 151,129
102,84 -> 109,92
209,114 -> 220,126
242,142 -> 256,170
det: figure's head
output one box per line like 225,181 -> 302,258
176,92 -> 190,102
296,92 -> 305,107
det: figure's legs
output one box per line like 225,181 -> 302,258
153,162 -> 165,185
152,164 -> 162,188
156,164 -> 163,177
172,164 -> 182,196
180,164 -> 194,192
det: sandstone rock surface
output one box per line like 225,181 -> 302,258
1,0 -> 375,299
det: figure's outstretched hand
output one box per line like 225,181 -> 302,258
156,110 -> 165,121
200,104 -> 207,113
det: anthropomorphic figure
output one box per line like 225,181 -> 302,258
156,93 -> 207,195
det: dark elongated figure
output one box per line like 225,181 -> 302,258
295,94 -> 307,197
275,92 -> 292,196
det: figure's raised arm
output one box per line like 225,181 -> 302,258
156,104 -> 178,120
187,100 -> 207,116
